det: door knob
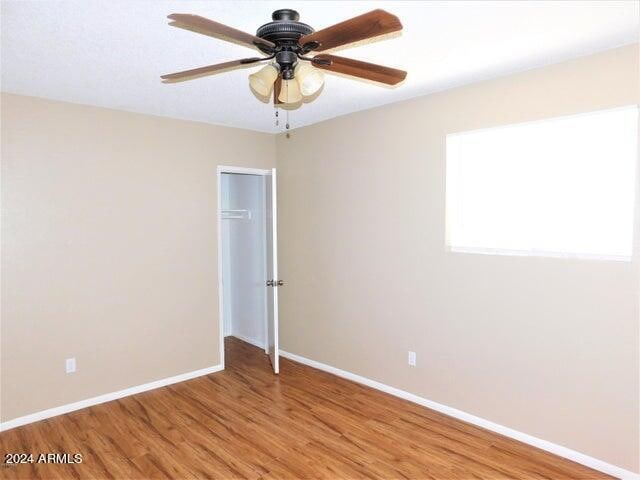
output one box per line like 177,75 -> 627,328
266,279 -> 274,287
276,280 -> 284,286
266,279 -> 284,287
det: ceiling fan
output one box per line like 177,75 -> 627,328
161,8 -> 406,106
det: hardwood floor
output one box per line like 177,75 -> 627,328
1,337 -> 611,479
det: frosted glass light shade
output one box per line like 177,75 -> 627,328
249,65 -> 278,97
278,79 -> 302,104
295,63 -> 325,96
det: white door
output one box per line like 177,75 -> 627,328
265,168 -> 279,374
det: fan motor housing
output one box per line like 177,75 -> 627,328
256,9 -> 314,53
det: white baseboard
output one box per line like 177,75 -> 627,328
229,332 -> 266,350
279,350 -> 639,480
0,364 -> 224,432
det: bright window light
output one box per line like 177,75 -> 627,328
446,106 -> 638,260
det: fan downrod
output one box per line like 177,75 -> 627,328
272,9 -> 299,21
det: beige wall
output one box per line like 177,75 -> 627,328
1,93 -> 275,421
276,44 -> 640,473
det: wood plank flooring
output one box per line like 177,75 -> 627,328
1,337 -> 611,479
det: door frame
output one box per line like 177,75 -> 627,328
217,165 -> 273,370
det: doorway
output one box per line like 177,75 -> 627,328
218,166 -> 279,374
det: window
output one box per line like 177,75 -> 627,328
446,106 -> 638,260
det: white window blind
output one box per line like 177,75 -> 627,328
446,106 -> 638,260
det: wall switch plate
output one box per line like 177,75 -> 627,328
66,357 -> 76,374
408,351 -> 416,367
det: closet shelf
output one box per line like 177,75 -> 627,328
221,209 -> 252,220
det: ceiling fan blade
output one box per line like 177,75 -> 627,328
161,58 -> 263,83
274,76 -> 283,105
168,13 -> 275,51
299,9 -> 401,52
312,54 -> 406,86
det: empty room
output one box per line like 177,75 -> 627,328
1,1 -> 639,479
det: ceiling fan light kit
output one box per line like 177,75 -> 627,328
295,63 -> 325,97
162,7 -> 407,125
249,64 -> 279,97
279,79 -> 303,104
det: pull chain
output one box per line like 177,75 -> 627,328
285,108 -> 291,138
272,78 -> 290,137
285,80 -> 290,134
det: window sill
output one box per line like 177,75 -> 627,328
447,246 -> 632,263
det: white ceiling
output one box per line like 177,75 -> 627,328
2,1 -> 638,133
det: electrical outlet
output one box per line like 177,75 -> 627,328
408,351 -> 416,367
66,357 -> 76,374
